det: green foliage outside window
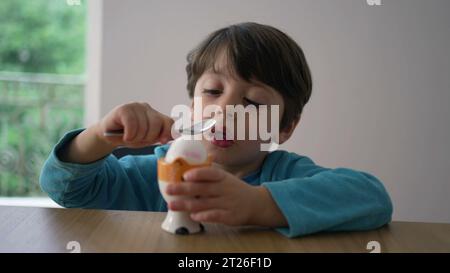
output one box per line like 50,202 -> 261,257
0,0 -> 86,196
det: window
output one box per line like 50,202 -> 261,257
0,0 -> 86,202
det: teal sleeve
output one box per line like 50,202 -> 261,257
262,154 -> 393,238
39,129 -> 167,211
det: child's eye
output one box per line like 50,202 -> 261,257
244,98 -> 263,107
202,89 -> 222,96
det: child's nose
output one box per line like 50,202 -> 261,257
214,100 -> 237,119
215,94 -> 241,114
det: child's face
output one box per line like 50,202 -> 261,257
191,52 -> 285,171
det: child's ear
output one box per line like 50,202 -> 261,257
278,117 -> 300,145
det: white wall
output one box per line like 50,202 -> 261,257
86,0 -> 450,223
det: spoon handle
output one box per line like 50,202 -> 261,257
103,118 -> 216,137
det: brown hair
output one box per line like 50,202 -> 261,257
186,22 -> 312,129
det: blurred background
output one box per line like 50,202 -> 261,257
0,0 -> 84,206
0,0 -> 449,224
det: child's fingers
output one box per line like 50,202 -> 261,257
132,106 -> 150,142
190,209 -> 231,224
139,103 -> 159,144
102,102 -> 174,146
143,109 -> 163,143
158,114 -> 175,143
169,197 -> 221,213
183,167 -> 225,182
166,181 -> 220,197
119,107 -> 138,142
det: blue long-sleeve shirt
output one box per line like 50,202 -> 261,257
39,129 -> 393,237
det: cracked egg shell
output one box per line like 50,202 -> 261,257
164,136 -> 208,165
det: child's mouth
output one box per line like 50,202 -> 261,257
210,126 -> 234,148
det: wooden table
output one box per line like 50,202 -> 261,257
0,206 -> 449,253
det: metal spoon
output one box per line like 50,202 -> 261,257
103,118 -> 216,137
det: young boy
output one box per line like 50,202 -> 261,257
40,22 -> 392,238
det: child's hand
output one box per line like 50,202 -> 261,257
96,102 -> 174,148
165,167 -> 288,227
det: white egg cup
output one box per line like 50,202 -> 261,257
158,179 -> 204,234
157,137 -> 212,235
